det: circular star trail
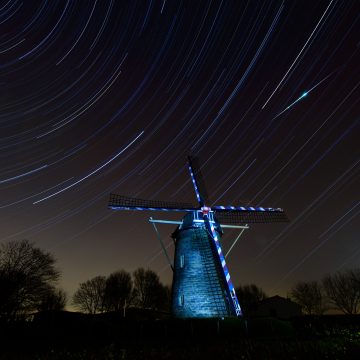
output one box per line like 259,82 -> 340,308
0,1 -> 359,299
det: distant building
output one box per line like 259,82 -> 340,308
254,295 -> 302,318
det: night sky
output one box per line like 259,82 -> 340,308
1,1 -> 359,303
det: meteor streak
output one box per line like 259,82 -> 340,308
272,92 -> 308,119
272,72 -> 333,119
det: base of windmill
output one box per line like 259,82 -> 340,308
171,212 -> 235,317
149,213 -> 249,318
151,210 -> 248,318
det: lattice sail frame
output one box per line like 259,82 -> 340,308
108,194 -> 287,224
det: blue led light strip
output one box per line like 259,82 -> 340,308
110,206 -> 195,212
212,205 -> 284,212
203,212 -> 242,317
188,164 -> 202,205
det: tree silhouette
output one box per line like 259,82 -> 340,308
291,281 -> 325,315
323,269 -> 360,314
162,284 -> 172,312
0,240 -> 60,321
132,268 -> 168,310
72,276 -> 106,314
235,284 -> 267,316
103,270 -> 132,312
36,286 -> 67,312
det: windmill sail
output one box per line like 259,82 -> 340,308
187,155 -> 209,206
109,194 -> 196,212
214,208 -> 288,224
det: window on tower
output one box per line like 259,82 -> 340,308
179,294 -> 184,306
180,254 -> 185,268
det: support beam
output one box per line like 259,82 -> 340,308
225,225 -> 248,258
149,219 -> 182,225
149,218 -> 249,229
149,217 -> 174,271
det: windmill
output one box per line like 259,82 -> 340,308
108,156 -> 287,318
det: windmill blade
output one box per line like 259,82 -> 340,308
187,155 -> 208,207
109,194 -> 197,212
202,212 -> 242,316
214,209 -> 288,224
212,205 -> 285,212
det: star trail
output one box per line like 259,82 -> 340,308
0,1 -> 359,300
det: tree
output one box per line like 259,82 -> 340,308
36,286 -> 67,312
0,240 -> 60,321
132,268 -> 168,310
323,269 -> 360,314
290,281 -> 325,315
72,276 -> 106,314
235,284 -> 267,316
162,284 -> 172,312
103,270 -> 132,312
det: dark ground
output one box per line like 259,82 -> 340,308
1,313 -> 360,359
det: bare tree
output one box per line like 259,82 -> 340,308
36,286 -> 67,312
291,281 -> 325,315
132,268 -> 167,310
103,270 -> 132,312
72,276 -> 106,314
235,284 -> 267,316
0,240 -> 60,321
323,269 -> 360,314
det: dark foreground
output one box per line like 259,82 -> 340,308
1,313 -> 360,359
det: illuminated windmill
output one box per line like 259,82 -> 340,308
109,157 -> 287,317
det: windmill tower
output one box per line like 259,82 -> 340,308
109,156 -> 287,318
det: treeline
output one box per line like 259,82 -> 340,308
290,269 -> 360,315
72,268 -> 170,314
236,269 -> 360,316
1,239 -> 360,321
0,240 -> 170,321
